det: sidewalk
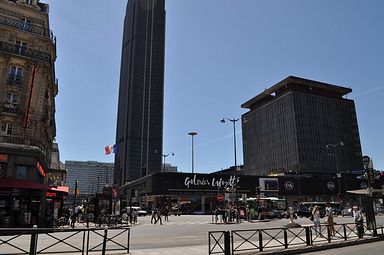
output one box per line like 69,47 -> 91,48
126,235 -> 384,255
128,245 -> 207,255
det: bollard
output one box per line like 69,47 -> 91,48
224,231 -> 230,255
29,225 -> 38,255
102,226 -> 108,255
305,226 -> 311,246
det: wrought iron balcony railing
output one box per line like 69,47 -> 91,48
6,75 -> 23,86
0,40 -> 51,63
0,15 -> 56,45
2,103 -> 18,114
0,135 -> 48,157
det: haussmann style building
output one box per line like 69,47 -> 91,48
0,0 -> 65,227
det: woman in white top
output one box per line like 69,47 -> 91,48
312,206 -> 321,236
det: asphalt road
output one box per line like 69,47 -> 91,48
129,214 -> 362,250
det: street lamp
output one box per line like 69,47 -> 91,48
73,180 -> 78,208
188,132 -> 198,174
220,118 -> 240,168
326,141 -> 344,197
221,117 -> 240,219
162,152 -> 174,172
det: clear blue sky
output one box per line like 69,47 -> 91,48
44,0 -> 384,173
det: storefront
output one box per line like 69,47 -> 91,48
119,172 -> 383,214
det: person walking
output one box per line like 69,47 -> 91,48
325,203 -> 335,236
163,207 -> 169,222
353,206 -> 364,238
311,206 -> 322,236
150,209 -> 156,224
155,208 -> 163,225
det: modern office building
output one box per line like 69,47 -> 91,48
65,160 -> 114,204
0,0 -> 58,227
114,0 -> 166,185
241,76 -> 363,176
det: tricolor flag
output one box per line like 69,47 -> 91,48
105,144 -> 118,155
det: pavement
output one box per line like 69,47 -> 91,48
124,235 -> 384,255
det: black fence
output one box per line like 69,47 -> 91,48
0,226 -> 130,255
209,222 -> 383,255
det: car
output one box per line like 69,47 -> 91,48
126,206 -> 147,216
296,207 -> 312,218
342,207 -> 353,217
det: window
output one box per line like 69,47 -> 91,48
7,66 -> 23,86
1,123 -> 13,135
16,166 -> 27,179
9,66 -> 23,77
15,41 -> 27,54
20,18 -> 32,31
26,0 -> 34,5
6,93 -> 18,105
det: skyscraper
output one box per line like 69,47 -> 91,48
241,76 -> 363,176
115,0 -> 166,185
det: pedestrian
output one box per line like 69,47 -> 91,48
151,209 -> 156,224
163,207 -> 169,222
311,206 -> 322,236
353,206 -> 364,238
155,208 -> 163,225
70,206 -> 76,228
325,203 -> 335,236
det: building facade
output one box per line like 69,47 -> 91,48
114,0 -> 166,185
0,0 -> 57,227
65,160 -> 114,205
241,76 -> 363,176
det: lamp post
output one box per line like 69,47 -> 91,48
326,141 -> 344,197
220,118 -> 240,168
188,132 -> 198,174
162,152 -> 174,172
221,117 -> 240,218
73,180 -> 78,208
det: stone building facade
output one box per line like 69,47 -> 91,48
0,0 -> 57,227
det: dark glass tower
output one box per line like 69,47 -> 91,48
241,76 -> 363,176
115,0 -> 165,185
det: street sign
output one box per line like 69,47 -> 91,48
216,194 -> 224,202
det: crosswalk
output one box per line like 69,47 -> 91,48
138,220 -> 212,226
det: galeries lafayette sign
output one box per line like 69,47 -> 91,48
184,174 -> 239,189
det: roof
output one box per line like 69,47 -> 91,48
241,76 -> 352,109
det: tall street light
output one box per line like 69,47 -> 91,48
326,141 -> 344,197
221,117 -> 240,217
162,152 -> 174,172
220,118 -> 240,168
188,132 -> 198,174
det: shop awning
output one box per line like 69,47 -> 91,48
347,188 -> 384,195
0,178 -> 47,190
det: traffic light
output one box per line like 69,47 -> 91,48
255,186 -> 260,196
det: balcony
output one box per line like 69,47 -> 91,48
2,103 -> 18,114
0,135 -> 48,157
0,40 -> 51,63
0,15 -> 56,45
6,75 -> 22,87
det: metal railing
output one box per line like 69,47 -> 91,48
6,75 -> 23,86
0,226 -> 130,255
0,40 -> 51,63
0,15 -> 56,44
209,222 -> 382,255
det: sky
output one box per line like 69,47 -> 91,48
44,0 -> 384,174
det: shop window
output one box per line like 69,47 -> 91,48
16,165 -> 27,180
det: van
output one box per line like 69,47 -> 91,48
125,206 -> 147,216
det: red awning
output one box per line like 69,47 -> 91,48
0,178 -> 47,190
